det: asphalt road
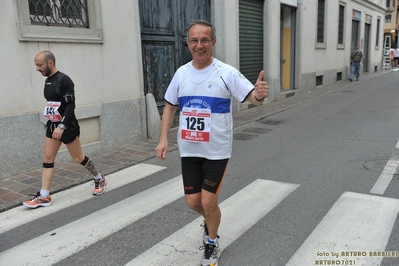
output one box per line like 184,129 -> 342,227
1,72 -> 399,266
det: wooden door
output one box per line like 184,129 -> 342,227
139,0 -> 211,109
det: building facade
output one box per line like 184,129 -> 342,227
383,0 -> 398,46
0,0 -> 386,178
295,0 -> 385,91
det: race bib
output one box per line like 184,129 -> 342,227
43,101 -> 62,122
180,107 -> 211,142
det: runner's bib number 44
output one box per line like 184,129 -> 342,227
43,101 -> 62,122
180,107 -> 211,142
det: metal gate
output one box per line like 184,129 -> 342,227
350,20 -> 359,51
363,23 -> 370,73
139,0 -> 210,106
239,0 -> 264,84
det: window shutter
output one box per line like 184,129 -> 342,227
239,0 -> 264,84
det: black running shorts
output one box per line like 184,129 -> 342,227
46,121 -> 80,144
181,157 -> 229,195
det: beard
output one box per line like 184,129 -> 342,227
42,67 -> 52,77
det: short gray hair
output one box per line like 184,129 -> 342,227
187,20 -> 216,40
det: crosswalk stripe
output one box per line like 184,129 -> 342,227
0,163 -> 165,233
126,179 -> 300,265
286,192 -> 399,266
370,158 -> 399,195
0,175 -> 184,265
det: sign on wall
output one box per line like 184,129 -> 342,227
365,14 -> 372,24
281,0 -> 297,7
352,10 -> 361,21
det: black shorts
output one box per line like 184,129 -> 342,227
46,120 -> 80,144
181,157 -> 229,195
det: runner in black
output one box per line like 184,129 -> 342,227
23,50 -> 108,209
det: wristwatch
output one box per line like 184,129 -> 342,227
58,123 -> 67,130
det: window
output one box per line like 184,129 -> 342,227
29,0 -> 89,28
337,72 -> 342,81
317,0 -> 326,44
16,0 -> 103,43
316,75 -> 323,86
338,4 -> 345,45
386,0 -> 396,9
376,18 -> 380,47
385,14 -> 392,23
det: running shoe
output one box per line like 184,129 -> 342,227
23,192 -> 52,208
93,175 -> 108,195
200,238 -> 221,266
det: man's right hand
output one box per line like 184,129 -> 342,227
155,103 -> 177,160
155,139 -> 168,160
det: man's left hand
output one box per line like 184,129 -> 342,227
254,70 -> 268,100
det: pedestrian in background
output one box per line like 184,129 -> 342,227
349,44 -> 363,81
23,50 -> 108,209
394,46 -> 399,68
155,20 -> 268,266
390,46 -> 395,68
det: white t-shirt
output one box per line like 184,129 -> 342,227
395,49 -> 399,58
390,48 -> 395,59
164,58 -> 254,159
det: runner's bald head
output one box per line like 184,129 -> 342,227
37,50 -> 56,65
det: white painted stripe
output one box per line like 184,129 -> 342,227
370,159 -> 399,195
0,176 -> 184,266
0,163 -> 166,233
395,140 -> 399,149
126,179 -> 300,265
370,173 -> 394,195
286,192 -> 399,266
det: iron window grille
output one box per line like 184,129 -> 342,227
338,5 -> 345,45
317,0 -> 325,43
376,18 -> 380,47
29,0 -> 89,28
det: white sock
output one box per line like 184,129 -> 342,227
40,189 -> 50,198
94,174 -> 102,181
207,237 -> 218,245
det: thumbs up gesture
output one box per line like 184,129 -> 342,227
253,70 -> 268,104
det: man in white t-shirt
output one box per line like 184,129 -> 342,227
394,46 -> 399,68
390,47 -> 396,68
155,20 -> 268,266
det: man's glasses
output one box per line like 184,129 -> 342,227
188,38 -> 213,45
